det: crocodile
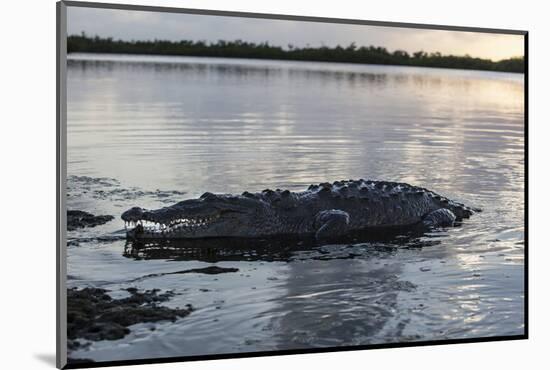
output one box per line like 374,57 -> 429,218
121,179 -> 479,240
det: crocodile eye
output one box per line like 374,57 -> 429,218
200,192 -> 216,200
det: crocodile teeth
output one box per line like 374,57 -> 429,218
130,214 -> 220,236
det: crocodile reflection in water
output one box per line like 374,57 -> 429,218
122,227 -> 442,263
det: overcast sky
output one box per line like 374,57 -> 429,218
67,6 -> 524,61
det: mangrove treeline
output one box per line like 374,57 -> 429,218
67,34 -> 524,73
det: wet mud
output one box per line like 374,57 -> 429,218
67,287 -> 194,350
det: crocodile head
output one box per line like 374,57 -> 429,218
121,192 -> 270,239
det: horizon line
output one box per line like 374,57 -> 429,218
68,33 -> 525,62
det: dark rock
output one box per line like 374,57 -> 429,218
67,210 -> 114,231
133,266 -> 239,282
67,287 -> 193,350
174,266 -> 239,275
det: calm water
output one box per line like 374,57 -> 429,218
66,53 -> 525,362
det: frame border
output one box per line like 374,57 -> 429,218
56,1 -> 528,369
57,1 -> 68,368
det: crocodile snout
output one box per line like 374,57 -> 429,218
121,207 -> 145,222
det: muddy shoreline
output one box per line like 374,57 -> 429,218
67,264 -> 242,364
67,287 -> 194,351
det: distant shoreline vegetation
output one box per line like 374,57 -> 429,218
67,34 -> 524,73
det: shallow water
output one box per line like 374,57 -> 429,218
66,53 -> 525,362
